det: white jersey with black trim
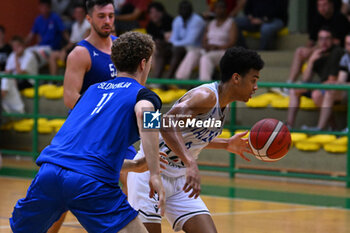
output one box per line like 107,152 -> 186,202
138,82 -> 229,178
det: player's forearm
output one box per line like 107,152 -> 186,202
142,132 -> 161,176
205,138 -> 228,150
121,159 -> 147,173
161,128 -> 196,166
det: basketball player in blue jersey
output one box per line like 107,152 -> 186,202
10,32 -> 165,233
49,1 -> 135,231
63,0 -> 116,109
128,47 -> 264,233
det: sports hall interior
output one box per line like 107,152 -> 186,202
1,0 -> 350,232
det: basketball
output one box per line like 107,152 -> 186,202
248,118 -> 291,162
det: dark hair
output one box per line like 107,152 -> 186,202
0,25 -> 5,34
148,2 -> 166,13
74,3 -> 86,11
39,0 -> 51,6
179,0 -> 193,16
318,26 -> 333,37
11,35 -> 24,44
85,0 -> 114,14
111,32 -> 155,74
220,47 -> 264,83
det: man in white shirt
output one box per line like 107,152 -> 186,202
49,4 -> 90,76
2,36 -> 38,113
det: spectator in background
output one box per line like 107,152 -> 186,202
49,4 -> 90,76
1,36 -> 36,114
203,0 -> 246,20
302,34 -> 350,131
25,0 -> 69,68
114,0 -> 151,35
342,0 -> 350,21
5,36 -> 38,91
286,28 -> 344,129
285,0 -> 349,87
166,0 -> 206,80
0,26 -> 12,72
235,0 -> 289,50
51,0 -> 75,30
175,0 -> 238,81
146,2 -> 173,79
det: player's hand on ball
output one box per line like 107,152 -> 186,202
149,174 -> 165,216
226,130 -> 252,161
183,160 -> 201,199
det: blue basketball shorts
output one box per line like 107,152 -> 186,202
10,163 -> 138,233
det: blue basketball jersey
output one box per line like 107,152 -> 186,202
37,77 -> 145,186
77,35 -> 118,94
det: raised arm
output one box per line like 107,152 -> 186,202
63,47 -> 90,109
205,131 -> 252,161
135,99 -> 165,215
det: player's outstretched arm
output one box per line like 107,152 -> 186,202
205,131 -> 252,161
121,156 -> 168,173
135,100 -> 165,216
160,88 -> 216,199
63,47 -> 90,109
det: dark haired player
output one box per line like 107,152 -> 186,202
128,47 -> 264,233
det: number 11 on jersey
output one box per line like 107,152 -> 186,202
91,93 -> 114,115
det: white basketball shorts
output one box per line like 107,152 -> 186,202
127,171 -> 210,231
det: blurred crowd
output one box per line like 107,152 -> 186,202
0,0 -> 350,132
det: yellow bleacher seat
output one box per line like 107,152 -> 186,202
295,141 -> 320,151
324,143 -> 347,153
44,86 -> 64,99
243,27 -> 288,39
21,88 -> 35,98
291,132 -> 308,143
246,92 -> 282,108
270,96 -> 289,109
300,96 -> 317,110
39,84 -> 56,96
306,134 -> 336,144
218,129 -> 231,138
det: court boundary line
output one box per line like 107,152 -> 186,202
201,194 -> 350,212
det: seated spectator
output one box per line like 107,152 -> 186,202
1,36 -> 34,114
203,0 -> 246,20
285,0 -> 349,88
146,2 -> 173,78
5,36 -> 39,91
302,33 -> 350,131
1,78 -> 24,114
114,0 -> 151,35
175,0 -> 237,81
25,0 -> 69,68
235,0 -> 288,50
49,4 -> 90,76
0,26 -> 12,72
166,0 -> 206,80
286,28 -> 344,128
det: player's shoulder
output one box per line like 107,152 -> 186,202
67,46 -> 90,60
181,86 -> 217,108
66,46 -> 91,68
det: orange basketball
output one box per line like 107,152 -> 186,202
248,118 -> 291,162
